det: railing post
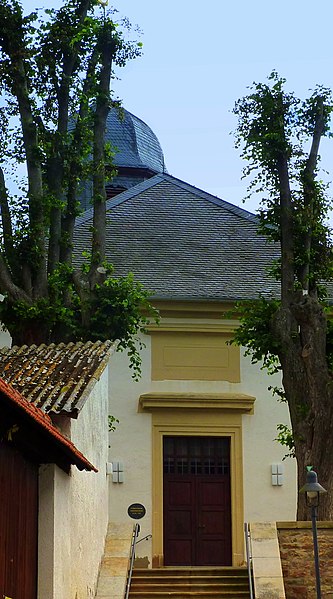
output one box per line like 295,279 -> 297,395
124,523 -> 140,599
244,522 -> 254,599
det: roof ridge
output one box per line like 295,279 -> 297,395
75,172 -> 257,226
75,174 -> 165,226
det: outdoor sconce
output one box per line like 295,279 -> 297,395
111,461 -> 124,483
299,470 -> 327,599
271,463 -> 284,486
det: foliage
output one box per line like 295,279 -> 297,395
234,72 -> 333,289
233,74 -> 333,516
0,0 -> 157,376
231,297 -> 281,374
232,70 -> 333,360
88,272 -> 159,379
108,414 -> 119,433
0,265 -> 157,378
275,424 -> 295,460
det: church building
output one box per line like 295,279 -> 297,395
74,108 -> 297,568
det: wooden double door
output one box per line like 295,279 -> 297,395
0,442 -> 38,599
163,436 -> 231,566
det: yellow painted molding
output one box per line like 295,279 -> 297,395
139,392 -> 255,413
277,521 -> 333,530
149,300 -> 237,318
147,321 -> 239,333
150,330 -> 241,382
151,411 -> 245,567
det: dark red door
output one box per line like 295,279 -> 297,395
0,441 -> 38,599
163,436 -> 231,566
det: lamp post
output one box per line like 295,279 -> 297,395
299,470 -> 327,599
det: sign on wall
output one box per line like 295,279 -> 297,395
128,503 -> 146,520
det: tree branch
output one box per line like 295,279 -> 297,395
277,154 -> 295,304
270,91 -> 295,307
90,23 -> 116,286
47,0 -> 94,273
299,98 -> 325,292
0,253 -> 31,303
60,44 -> 100,266
0,6 -> 47,298
0,167 -> 15,272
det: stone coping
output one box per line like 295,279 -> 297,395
250,522 -> 286,599
95,522 -> 133,599
139,392 -> 255,413
277,521 -> 333,529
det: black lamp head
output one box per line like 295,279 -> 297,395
300,470 -> 327,507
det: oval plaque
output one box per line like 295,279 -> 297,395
128,503 -> 146,520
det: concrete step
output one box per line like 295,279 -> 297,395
129,593 -> 250,599
129,567 -> 250,599
131,578 -> 249,587
132,567 -> 248,576
130,590 -> 250,595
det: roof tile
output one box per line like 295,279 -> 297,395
0,340 -> 114,416
73,174 -> 280,302
0,377 -> 97,471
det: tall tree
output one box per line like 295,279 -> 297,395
233,72 -> 333,519
0,0 -> 153,378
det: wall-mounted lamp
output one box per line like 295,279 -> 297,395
111,461 -> 124,483
271,463 -> 284,486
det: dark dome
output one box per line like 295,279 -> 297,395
79,108 -> 167,209
106,108 -> 166,174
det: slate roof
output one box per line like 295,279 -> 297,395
0,340 -> 114,417
74,173 -> 280,302
0,378 -> 97,471
105,108 -> 166,174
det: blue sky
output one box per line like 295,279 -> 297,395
22,0 -> 333,213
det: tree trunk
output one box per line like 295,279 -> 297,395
274,296 -> 333,519
295,435 -> 333,520
90,25 -> 115,285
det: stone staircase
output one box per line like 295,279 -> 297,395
95,522 -> 133,599
129,567 -> 251,599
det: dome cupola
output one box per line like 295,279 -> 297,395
105,108 -> 167,198
79,107 -> 167,208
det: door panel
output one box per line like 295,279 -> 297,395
163,437 -> 231,566
197,478 -> 231,565
164,478 -> 195,564
0,441 -> 38,599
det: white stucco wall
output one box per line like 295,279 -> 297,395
0,324 -> 11,348
108,338 -> 153,562
108,322 -> 297,565
38,368 -> 110,599
240,349 -> 297,522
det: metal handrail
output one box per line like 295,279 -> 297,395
124,523 -> 141,599
244,522 -> 254,599
135,533 -> 152,545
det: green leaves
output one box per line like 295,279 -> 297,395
0,262 -> 159,379
234,72 -> 333,292
233,74 -> 333,465
231,297 -> 281,373
234,72 -> 297,186
88,272 -> 159,379
0,1 -> 153,380
275,424 -> 295,459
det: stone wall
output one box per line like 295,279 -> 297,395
277,522 -> 333,598
38,369 -> 110,599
